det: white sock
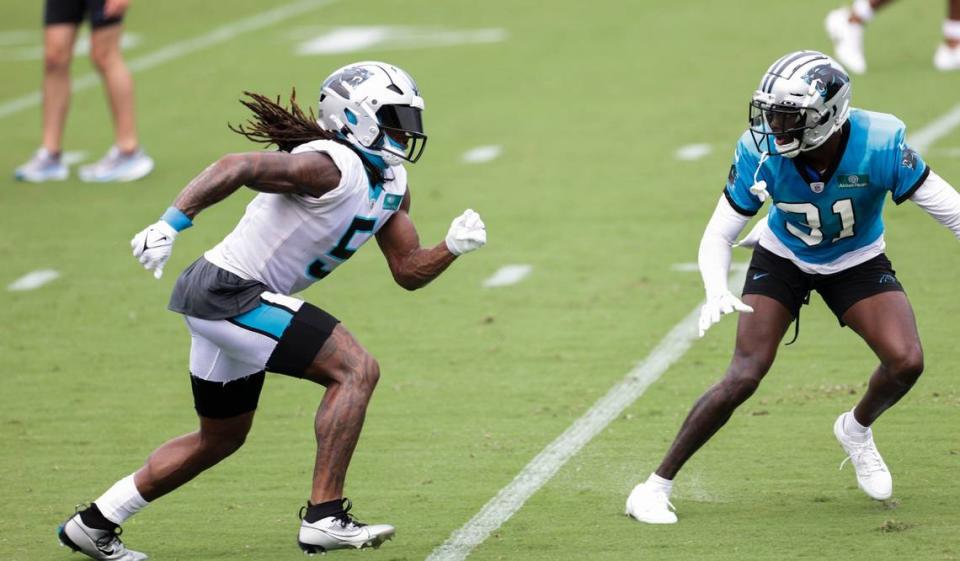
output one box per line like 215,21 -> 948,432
944,19 -> 960,42
94,474 -> 149,525
843,410 -> 869,440
852,0 -> 874,23
646,473 -> 674,496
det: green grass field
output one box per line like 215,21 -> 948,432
2,1 -> 959,560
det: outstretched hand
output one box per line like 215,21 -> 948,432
698,291 -> 754,337
130,221 -> 178,279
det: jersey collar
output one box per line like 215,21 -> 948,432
792,121 -> 851,186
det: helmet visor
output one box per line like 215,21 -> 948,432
748,100 -> 822,155
377,105 -> 427,163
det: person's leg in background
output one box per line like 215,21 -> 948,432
79,0 -> 155,182
14,0 -> 82,182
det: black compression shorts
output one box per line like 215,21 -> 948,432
44,0 -> 124,28
741,244 -> 904,325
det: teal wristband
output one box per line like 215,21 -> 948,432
161,207 -> 193,232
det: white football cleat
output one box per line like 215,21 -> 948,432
58,510 -> 148,561
298,500 -> 395,554
625,482 -> 678,524
826,8 -> 867,75
79,146 -> 154,183
933,43 -> 960,71
834,412 -> 893,500
14,147 -> 68,182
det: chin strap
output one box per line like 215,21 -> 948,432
748,151 -> 771,202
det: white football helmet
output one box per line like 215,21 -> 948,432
749,50 -> 852,158
317,61 -> 426,166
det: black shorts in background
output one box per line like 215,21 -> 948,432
44,0 -> 123,28
742,244 -> 905,325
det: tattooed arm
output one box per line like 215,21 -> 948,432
173,151 -> 341,219
375,192 -> 458,291
131,150 -> 341,278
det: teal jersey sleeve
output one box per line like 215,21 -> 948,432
722,133 -> 765,216
889,135 -> 930,205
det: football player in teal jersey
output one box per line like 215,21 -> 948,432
627,51 -> 960,524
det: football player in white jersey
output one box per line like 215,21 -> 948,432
626,51 -> 960,524
58,62 -> 486,559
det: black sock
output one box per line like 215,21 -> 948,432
80,504 -> 118,531
303,498 -> 345,523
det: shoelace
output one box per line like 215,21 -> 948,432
298,497 -> 369,528
656,491 -> 677,513
642,487 -> 676,513
332,498 -> 367,528
93,149 -> 124,170
94,526 -> 124,554
838,439 -> 886,474
72,504 -> 125,554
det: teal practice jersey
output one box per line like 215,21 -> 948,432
724,109 -> 930,265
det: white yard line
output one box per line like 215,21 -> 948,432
0,0 -> 336,120
482,264 -> 532,287
675,143 -> 712,161
294,25 -> 507,55
8,269 -> 60,291
461,145 -> 502,164
61,151 -> 88,166
908,102 -> 960,154
931,146 -> 960,158
426,268 -> 748,561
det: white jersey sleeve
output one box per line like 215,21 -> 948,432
204,140 -> 407,295
290,139 -> 367,206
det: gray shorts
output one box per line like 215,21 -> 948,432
168,257 -> 267,320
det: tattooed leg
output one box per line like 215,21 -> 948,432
302,324 -> 380,504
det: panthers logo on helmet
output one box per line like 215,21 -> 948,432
324,67 -> 373,98
801,64 -> 849,100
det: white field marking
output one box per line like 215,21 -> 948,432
426,268 -> 748,561
1,32 -> 142,61
671,262 -> 748,273
930,147 -> 960,158
482,264 -> 532,288
908,102 -> 960,154
675,143 -> 713,161
8,269 -> 60,292
61,151 -> 88,166
0,31 -> 35,46
294,25 -> 507,55
0,0 -> 336,120
461,145 -> 502,164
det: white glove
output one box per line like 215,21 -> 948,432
698,291 -> 754,338
445,209 -> 487,256
131,220 -> 178,279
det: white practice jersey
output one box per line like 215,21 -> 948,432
204,139 -> 407,295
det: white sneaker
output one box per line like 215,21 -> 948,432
58,509 -> 148,561
934,43 -> 960,71
625,482 -> 678,524
14,148 -> 68,182
79,146 -> 154,182
834,412 -> 893,500
297,500 -> 395,553
826,8 -> 867,74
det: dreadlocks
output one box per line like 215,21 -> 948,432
229,89 -> 385,185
